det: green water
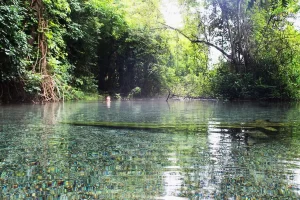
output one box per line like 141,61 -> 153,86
1,100 -> 300,199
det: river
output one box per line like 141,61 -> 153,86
0,100 -> 300,199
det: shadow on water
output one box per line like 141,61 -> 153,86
0,100 -> 300,199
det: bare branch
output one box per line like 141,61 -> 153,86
160,23 -> 232,60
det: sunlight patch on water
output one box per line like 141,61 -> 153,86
163,170 -> 183,196
156,196 -> 188,200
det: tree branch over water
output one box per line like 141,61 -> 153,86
160,23 -> 232,60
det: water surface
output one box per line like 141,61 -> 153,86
0,100 -> 300,199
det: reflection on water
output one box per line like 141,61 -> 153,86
0,100 -> 300,199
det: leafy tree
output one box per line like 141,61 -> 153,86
0,1 -> 31,101
1,0 -> 299,102
178,0 -> 300,100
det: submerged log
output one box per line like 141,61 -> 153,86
61,119 -> 294,134
61,121 -> 207,131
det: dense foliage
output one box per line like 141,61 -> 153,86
179,0 -> 300,100
0,0 -> 299,102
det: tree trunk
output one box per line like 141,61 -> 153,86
31,0 -> 59,102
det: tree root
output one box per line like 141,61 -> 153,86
40,75 -> 59,102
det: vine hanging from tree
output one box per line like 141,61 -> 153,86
31,0 -> 59,102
